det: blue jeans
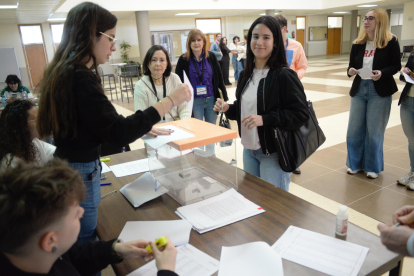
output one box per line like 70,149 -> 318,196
193,96 -> 217,155
70,159 -> 101,244
232,55 -> 242,81
346,80 -> 392,173
400,96 -> 414,171
243,148 -> 291,191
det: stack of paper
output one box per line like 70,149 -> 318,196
110,158 -> 165,178
101,162 -> 111,173
118,220 -> 192,246
120,172 -> 168,207
127,244 -> 219,276
142,125 -> 195,149
176,188 -> 265,234
271,226 -> 369,276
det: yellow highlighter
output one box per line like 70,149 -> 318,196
145,236 -> 168,254
100,158 -> 110,162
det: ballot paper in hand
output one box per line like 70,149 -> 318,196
142,125 -> 195,149
272,226 -> 369,276
183,71 -> 194,112
218,242 -> 284,276
118,220 -> 192,246
126,244 -> 219,276
357,67 -> 373,79
401,71 -> 414,84
120,172 -> 168,207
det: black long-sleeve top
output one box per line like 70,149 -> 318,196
398,51 -> 414,105
54,65 -> 161,162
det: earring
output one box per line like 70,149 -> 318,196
52,246 -> 57,253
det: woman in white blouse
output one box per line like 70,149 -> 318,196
0,99 -> 55,173
229,36 -> 244,82
135,45 -> 191,124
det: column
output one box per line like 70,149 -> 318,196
135,11 -> 151,64
350,10 -> 358,43
265,10 -> 276,16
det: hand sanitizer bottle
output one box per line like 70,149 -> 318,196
336,205 -> 348,236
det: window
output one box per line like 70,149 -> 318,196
195,19 -> 221,34
390,13 -> 403,26
297,17 -> 305,30
50,23 -> 64,52
328,17 -> 343,28
20,25 -> 43,44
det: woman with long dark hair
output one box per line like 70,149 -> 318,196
0,99 -> 55,172
37,2 -> 191,244
214,16 -> 309,190
219,37 -> 232,86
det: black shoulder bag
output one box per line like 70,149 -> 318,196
273,69 -> 326,172
218,88 -> 232,147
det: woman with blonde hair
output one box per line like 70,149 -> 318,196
346,9 -> 401,179
175,28 -> 228,154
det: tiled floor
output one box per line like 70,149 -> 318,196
102,54 -> 414,275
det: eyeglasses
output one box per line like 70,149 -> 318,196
99,32 -> 118,46
362,16 -> 376,22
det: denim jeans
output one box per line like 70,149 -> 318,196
243,148 -> 291,191
400,96 -> 414,171
346,80 -> 392,173
232,55 -> 242,81
70,159 -> 101,244
193,96 -> 217,155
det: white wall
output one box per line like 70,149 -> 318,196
401,1 -> 414,52
342,15 -> 351,54
306,15 -> 327,57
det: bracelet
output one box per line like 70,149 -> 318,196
166,95 -> 175,107
158,100 -> 166,116
407,232 -> 414,257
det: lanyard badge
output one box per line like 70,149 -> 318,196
193,58 -> 207,95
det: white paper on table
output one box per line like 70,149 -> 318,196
183,71 -> 194,112
126,244 -> 219,276
218,242 -> 284,276
357,67 -> 374,79
120,172 -> 168,207
110,158 -> 164,178
118,220 -> 192,246
101,162 -> 111,173
271,226 -> 369,276
142,125 -> 195,149
401,71 -> 414,84
176,188 -> 263,230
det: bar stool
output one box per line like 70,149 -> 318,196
119,63 -> 139,103
98,66 -> 117,101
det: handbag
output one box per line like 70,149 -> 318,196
218,89 -> 233,147
273,70 -> 326,172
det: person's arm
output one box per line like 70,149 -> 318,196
348,44 -> 358,78
210,43 -> 220,58
262,69 -> 309,130
134,79 -> 152,112
175,56 -> 185,83
172,75 -> 191,119
377,223 -> 414,256
295,46 -> 308,80
378,37 -> 402,78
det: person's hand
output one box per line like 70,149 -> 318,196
377,223 -> 414,256
348,67 -> 359,76
150,236 -> 177,272
371,70 -> 382,81
169,84 -> 192,107
147,127 -> 173,137
393,205 -> 414,228
403,67 -> 414,80
241,115 -> 263,130
213,98 -> 229,112
114,240 -> 151,259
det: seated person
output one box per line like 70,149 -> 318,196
0,99 -> 55,172
0,159 -> 178,275
1,74 -> 34,100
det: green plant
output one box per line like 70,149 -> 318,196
119,40 -> 131,63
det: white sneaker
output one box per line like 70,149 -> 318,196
407,181 -> 414,191
366,172 -> 378,179
347,168 -> 363,175
397,172 -> 414,186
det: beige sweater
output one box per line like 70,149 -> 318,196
134,73 -> 191,122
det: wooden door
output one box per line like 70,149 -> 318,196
334,28 -> 341,54
327,28 -> 335,55
24,44 -> 47,87
296,30 -> 305,51
205,34 -> 213,52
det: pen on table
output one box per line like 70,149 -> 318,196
100,182 -> 112,186
100,158 -> 110,162
101,190 -> 116,199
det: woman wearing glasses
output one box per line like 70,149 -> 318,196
346,9 -> 401,179
135,45 -> 191,124
37,2 -> 191,244
0,99 -> 55,173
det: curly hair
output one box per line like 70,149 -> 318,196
0,159 -> 85,254
0,99 -> 38,167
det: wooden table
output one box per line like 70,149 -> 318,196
97,150 -> 403,276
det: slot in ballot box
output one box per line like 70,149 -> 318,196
145,118 -> 238,206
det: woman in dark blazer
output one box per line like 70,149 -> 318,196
397,52 -> 414,190
219,37 -> 232,85
175,28 -> 228,155
346,8 -> 401,179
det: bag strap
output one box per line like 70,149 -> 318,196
142,79 -> 176,120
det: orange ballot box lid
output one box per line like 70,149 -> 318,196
156,118 -> 237,151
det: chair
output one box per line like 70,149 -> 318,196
119,63 -> 139,103
401,45 -> 414,62
98,66 -> 117,101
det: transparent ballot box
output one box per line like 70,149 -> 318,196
146,118 -> 238,206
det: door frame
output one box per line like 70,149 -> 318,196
327,15 -> 343,55
296,16 -> 306,52
17,24 -> 49,89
